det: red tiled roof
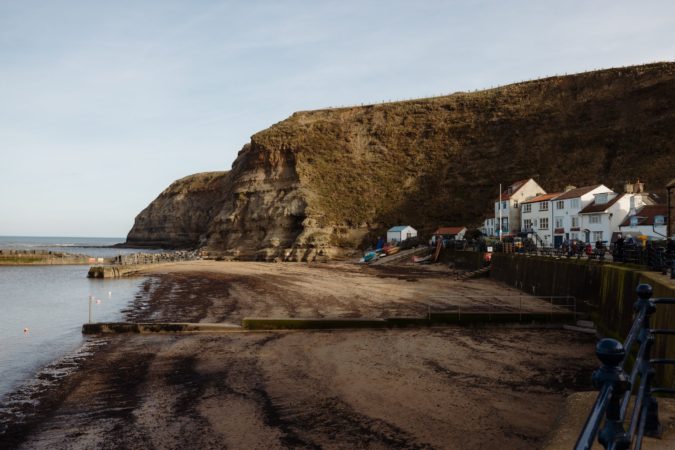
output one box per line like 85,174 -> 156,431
495,179 -> 530,201
555,185 -> 603,201
433,227 -> 466,236
619,204 -> 667,227
579,193 -> 625,214
522,192 -> 562,204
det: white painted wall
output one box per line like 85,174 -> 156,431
580,194 -> 636,243
387,226 -> 417,243
619,224 -> 667,240
521,199 -> 554,246
494,179 -> 545,237
554,185 -> 613,244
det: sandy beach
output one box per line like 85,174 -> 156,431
1,261 -> 597,449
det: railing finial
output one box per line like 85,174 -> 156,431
593,339 -> 631,449
636,283 -> 653,301
594,338 -> 626,368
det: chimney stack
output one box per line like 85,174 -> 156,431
635,179 -> 645,193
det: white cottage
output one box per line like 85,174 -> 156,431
619,204 -> 668,240
494,178 -> 546,238
387,226 -> 417,244
481,217 -> 496,237
520,192 -> 562,247
549,184 -> 613,246
580,182 -> 656,244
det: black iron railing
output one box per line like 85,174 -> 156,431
575,284 -> 675,449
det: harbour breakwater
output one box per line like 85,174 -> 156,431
491,253 -> 675,383
89,251 -> 200,278
0,249 -> 92,265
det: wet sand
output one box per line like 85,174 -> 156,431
1,261 -> 597,449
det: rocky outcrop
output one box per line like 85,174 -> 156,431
126,62 -> 675,260
125,172 -> 229,248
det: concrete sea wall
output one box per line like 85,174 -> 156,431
440,250 -> 486,271
491,253 -> 675,384
87,264 -> 160,278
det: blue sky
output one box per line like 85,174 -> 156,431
1,0 -> 673,237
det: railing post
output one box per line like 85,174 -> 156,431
634,284 -> 662,438
594,339 -> 631,449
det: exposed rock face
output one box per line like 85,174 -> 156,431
204,143 -> 309,260
125,172 -> 229,248
127,63 -> 675,259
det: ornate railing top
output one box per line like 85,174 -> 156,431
574,284 -> 675,450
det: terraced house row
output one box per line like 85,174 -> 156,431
481,178 -> 668,247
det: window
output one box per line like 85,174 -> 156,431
524,219 -> 532,230
502,201 -> 507,210
556,200 -> 564,209
539,202 -> 549,211
571,216 -> 579,227
571,198 -> 580,209
592,231 -> 603,242
501,217 -> 508,231
655,215 -> 665,225
513,201 -> 519,209
589,214 -> 601,224
523,203 -> 531,213
630,216 -> 638,227
571,232 -> 579,241
596,193 -> 608,204
554,217 -> 563,228
540,218 -> 549,229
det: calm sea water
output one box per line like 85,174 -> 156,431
0,235 -> 163,258
0,237 -> 155,399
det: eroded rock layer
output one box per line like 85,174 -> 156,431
125,172 -> 229,248
127,63 -> 675,259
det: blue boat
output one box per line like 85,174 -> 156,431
363,251 -> 377,263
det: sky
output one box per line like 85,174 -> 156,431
1,1 -> 673,237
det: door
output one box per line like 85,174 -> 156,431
554,236 -> 563,248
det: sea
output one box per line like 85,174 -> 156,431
0,236 -> 160,400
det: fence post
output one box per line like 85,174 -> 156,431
594,338 -> 631,449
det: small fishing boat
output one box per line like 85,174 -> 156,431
363,251 -> 378,263
412,254 -> 431,263
385,246 -> 400,256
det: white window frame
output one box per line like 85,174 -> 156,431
539,202 -> 549,212
571,198 -> 580,209
523,203 -> 531,213
540,218 -> 549,229
589,214 -> 602,224
571,216 -> 579,227
556,200 -> 564,210
554,217 -> 563,228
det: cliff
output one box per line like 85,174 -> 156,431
125,171 -> 229,248
126,62 -> 675,259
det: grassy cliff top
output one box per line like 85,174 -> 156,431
160,171 -> 230,196
250,62 -> 675,236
